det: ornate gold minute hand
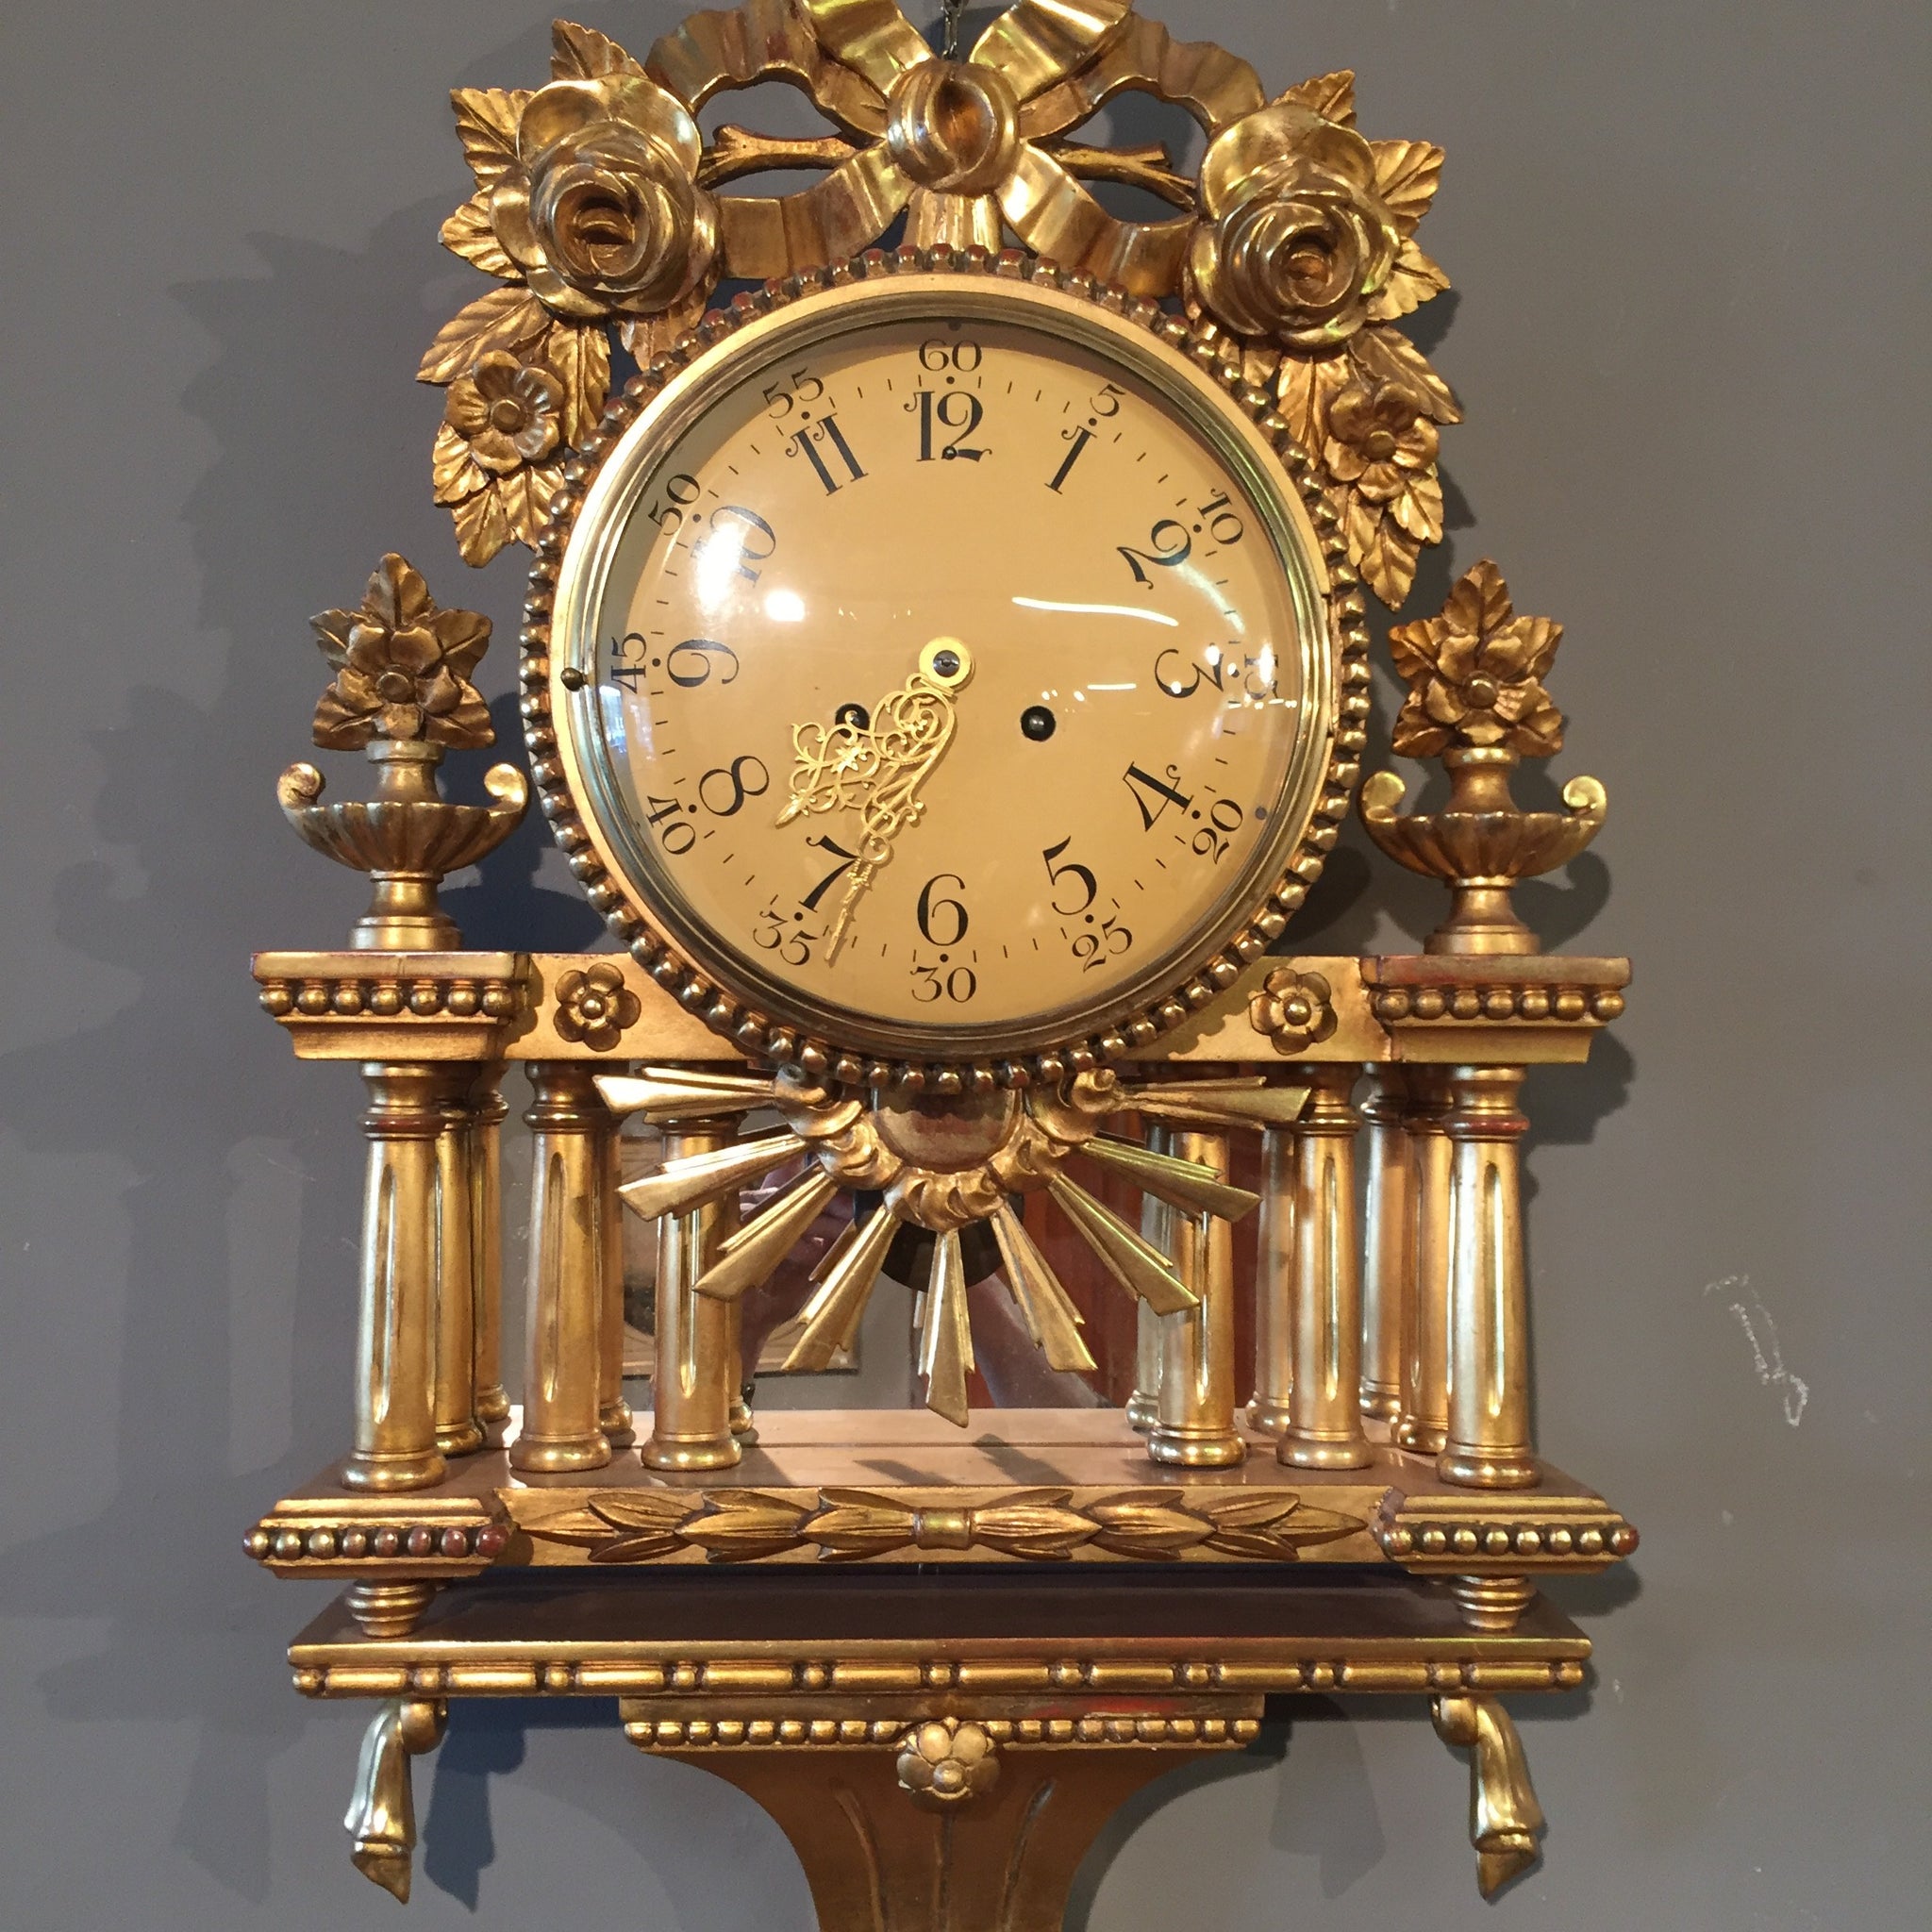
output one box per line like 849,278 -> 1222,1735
777,639 -> 973,964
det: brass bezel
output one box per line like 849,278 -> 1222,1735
523,245 -> 1370,1090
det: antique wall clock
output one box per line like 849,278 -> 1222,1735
248,3 -> 1633,1921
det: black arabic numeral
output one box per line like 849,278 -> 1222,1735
1122,761 -> 1192,831
910,389 -> 987,461
608,630 -> 648,692
662,638 -> 739,688
916,874 -> 969,947
1117,518 -> 1191,587
698,755 -> 770,818
1153,644 -> 1228,700
918,337 -> 982,372
644,794 -> 695,855
643,471 -> 700,535
800,836 -> 858,912
1041,837 -> 1097,916
692,505 -> 776,584
1194,491 -> 1245,545
1191,797 -> 1244,861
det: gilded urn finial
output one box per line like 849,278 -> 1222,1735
277,554 -> 528,950
1360,558 -> 1605,955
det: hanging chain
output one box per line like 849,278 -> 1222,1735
940,0 -> 969,59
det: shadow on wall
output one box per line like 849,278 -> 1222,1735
0,138 -> 760,1908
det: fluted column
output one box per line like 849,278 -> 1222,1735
467,1064 -> 510,1444
1246,1124 -> 1294,1435
431,1068 -> 483,1457
643,1123 -> 741,1471
1397,1070 -> 1453,1456
1125,1125 -> 1168,1430
510,1063 -> 612,1473
1279,1064 -> 1372,1470
1357,1067 -> 1412,1425
598,1108 -> 637,1450
1149,1128 -> 1243,1468
1439,1066 -> 1540,1489
345,1064 -> 446,1491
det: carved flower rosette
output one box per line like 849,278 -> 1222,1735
420,6 -> 1462,605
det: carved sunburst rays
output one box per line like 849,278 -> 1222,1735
598,1070 -> 1307,1428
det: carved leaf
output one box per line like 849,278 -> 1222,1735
1391,467 -> 1445,544
417,286 -> 550,385
515,1498 -> 614,1546
1350,326 -> 1461,425
1368,241 -> 1451,322
546,321 -> 612,445
451,88 -> 531,192
440,192 -> 521,279
1370,139 -> 1444,234
807,1489 -> 917,1559
1348,494 -> 1424,608
1085,1489 -> 1212,1559
618,285 -> 710,366
552,18 -> 644,80
591,1492 -> 703,1534
1279,69 -> 1357,125
1195,1492 -> 1301,1530
970,1490 -> 1095,1560
1274,352 -> 1351,460
450,481 -> 514,566
431,424 -> 488,506
680,1491 -> 812,1562
1198,1492 -> 1364,1560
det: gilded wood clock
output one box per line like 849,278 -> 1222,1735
249,4 -> 1632,1921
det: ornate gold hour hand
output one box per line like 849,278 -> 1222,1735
778,639 -> 973,963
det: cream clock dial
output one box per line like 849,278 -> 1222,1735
537,262 -> 1358,1077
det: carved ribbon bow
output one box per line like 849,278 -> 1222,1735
651,0 -> 1264,291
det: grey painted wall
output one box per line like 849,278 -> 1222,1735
2,2 -> 1925,1925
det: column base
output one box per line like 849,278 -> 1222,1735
1438,1445 -> 1541,1490
1395,1416 -> 1448,1455
599,1398 -> 638,1449
1452,1575 -> 1537,1633
341,1447 -> 446,1492
1278,1430 -> 1374,1471
509,1432 -> 612,1474
1146,1424 -> 1245,1468
1358,1384 -> 1403,1423
435,1418 -> 486,1457
1245,1396 -> 1292,1436
641,1432 -> 742,1472
1124,1391 -> 1158,1432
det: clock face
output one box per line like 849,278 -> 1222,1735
546,273 -> 1337,1066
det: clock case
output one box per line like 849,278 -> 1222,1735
249,4 -> 1632,1917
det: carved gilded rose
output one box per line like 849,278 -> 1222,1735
490,75 -> 718,321
309,555 -> 492,751
1189,101 -> 1402,352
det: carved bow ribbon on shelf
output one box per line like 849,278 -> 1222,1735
418,2 -> 1461,607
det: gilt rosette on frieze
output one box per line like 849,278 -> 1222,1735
419,5 -> 1460,604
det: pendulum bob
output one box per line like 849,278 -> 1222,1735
1438,1067 -> 1540,1490
510,1063 -> 613,1474
1148,1129 -> 1244,1468
1358,1066 -> 1412,1425
643,1124 -> 742,1471
1246,1124 -> 1294,1436
344,1063 -> 447,1492
1279,1065 -> 1373,1471
1397,1071 -> 1454,1457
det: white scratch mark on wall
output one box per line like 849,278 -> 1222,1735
1704,1274 -> 1808,1425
